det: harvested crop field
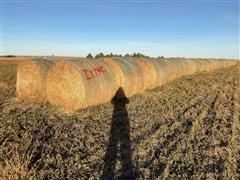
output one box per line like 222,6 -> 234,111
0,61 -> 239,179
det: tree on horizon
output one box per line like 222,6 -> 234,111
95,52 -> 105,58
86,53 -> 94,59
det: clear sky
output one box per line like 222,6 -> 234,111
1,0 -> 239,58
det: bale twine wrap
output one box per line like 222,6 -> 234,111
46,59 -> 118,110
16,59 -> 54,101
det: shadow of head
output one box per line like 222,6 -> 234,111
111,87 -> 129,105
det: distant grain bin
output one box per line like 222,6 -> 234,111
46,59 -> 118,110
16,59 -> 54,101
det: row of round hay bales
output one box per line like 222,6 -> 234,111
16,57 -> 239,111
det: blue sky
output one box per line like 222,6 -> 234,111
1,0 -> 239,58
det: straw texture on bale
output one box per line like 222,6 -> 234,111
16,59 -> 54,101
17,57 -> 239,111
101,57 -> 146,98
46,59 -> 118,110
138,58 -> 239,89
135,57 -> 157,89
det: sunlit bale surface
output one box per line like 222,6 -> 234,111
46,59 -> 118,110
16,59 -> 54,101
17,58 -> 239,110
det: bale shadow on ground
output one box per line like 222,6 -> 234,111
101,87 -> 136,179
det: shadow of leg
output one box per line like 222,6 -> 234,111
119,106 -> 135,179
101,121 -> 118,179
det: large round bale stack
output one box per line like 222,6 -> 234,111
221,59 -> 235,68
46,59 -> 118,110
174,59 -> 210,75
134,57 -> 178,90
101,57 -> 145,98
16,59 -> 54,101
17,57 -> 239,111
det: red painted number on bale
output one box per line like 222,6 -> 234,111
82,65 -> 106,80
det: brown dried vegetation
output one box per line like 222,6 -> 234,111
0,61 -> 239,179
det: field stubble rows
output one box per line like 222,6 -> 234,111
0,62 -> 239,179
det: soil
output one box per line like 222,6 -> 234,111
0,61 -> 239,179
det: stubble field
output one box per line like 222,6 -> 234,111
0,59 -> 239,179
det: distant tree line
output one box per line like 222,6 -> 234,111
0,55 -> 16,58
86,52 -> 153,59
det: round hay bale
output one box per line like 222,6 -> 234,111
135,57 -> 157,90
184,59 -> 195,75
101,57 -> 145,98
99,57 -> 123,86
124,57 -> 146,93
164,59 -> 181,80
150,59 -> 172,86
16,59 -> 54,101
185,59 -> 196,74
198,59 -> 208,72
188,59 -> 204,74
159,59 -> 173,81
46,59 -> 118,110
203,59 -> 212,72
204,59 -> 213,72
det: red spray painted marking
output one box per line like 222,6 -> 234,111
94,65 -> 105,75
82,69 -> 93,80
82,65 -> 106,80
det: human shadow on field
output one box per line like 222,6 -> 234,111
101,87 -> 136,180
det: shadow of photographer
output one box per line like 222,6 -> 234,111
101,87 -> 136,179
